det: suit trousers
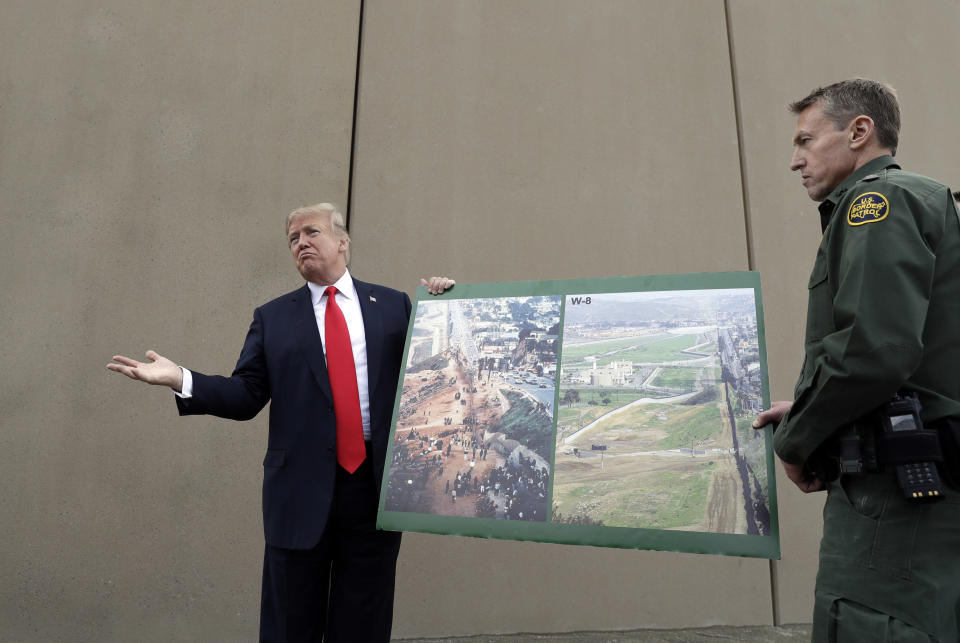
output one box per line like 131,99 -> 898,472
259,444 -> 402,643
812,472 -> 960,642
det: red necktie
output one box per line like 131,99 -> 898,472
324,286 -> 365,473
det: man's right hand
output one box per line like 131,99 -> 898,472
107,350 -> 183,392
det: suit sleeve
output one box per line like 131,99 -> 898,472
175,307 -> 272,421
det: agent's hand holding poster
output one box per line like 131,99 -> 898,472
378,272 -> 779,559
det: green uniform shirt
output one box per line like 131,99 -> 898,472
774,155 -> 960,465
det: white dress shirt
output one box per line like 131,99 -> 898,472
177,268 -> 372,440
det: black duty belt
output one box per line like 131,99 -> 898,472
807,394 -> 957,502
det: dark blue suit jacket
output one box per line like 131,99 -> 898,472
176,278 -> 412,549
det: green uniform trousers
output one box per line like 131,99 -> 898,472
813,474 -> 960,642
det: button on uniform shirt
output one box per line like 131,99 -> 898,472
178,268 -> 372,441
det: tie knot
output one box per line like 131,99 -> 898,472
325,286 -> 338,299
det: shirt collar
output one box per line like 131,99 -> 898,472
307,268 -> 356,306
818,154 -> 900,232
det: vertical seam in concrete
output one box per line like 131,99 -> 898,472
722,0 -> 780,627
769,558 -> 782,626
723,0 -> 756,272
345,0 -> 366,231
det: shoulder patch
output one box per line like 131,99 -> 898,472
847,192 -> 889,226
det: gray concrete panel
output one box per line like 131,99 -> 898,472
350,1 -> 768,637
728,0 -> 960,626
0,1 -> 360,639
350,0 -> 750,289
393,535 -> 772,638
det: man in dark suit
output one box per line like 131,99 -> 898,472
108,203 -> 453,642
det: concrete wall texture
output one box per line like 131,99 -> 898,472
2,1 -> 959,640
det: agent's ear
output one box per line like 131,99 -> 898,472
849,115 -> 874,150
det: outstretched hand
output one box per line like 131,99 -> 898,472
420,276 -> 456,295
107,350 -> 183,392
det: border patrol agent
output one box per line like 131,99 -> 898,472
755,79 -> 960,642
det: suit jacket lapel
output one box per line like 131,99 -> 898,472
292,284 -> 333,403
354,279 -> 383,400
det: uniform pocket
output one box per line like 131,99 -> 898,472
807,260 -> 828,289
804,257 -> 833,341
818,477 -> 881,568
830,475 -> 923,577
837,475 -> 886,521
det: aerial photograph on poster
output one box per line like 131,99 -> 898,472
552,288 -> 770,536
379,273 -> 778,558
384,295 -> 561,522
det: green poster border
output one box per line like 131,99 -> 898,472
378,271 -> 779,559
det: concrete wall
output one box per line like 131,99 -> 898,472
1,1 -> 361,640
3,0 -> 959,639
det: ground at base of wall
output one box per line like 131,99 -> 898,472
396,623 -> 812,643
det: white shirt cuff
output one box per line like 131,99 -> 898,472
175,367 -> 193,398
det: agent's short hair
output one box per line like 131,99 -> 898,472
285,203 -> 350,263
953,190 -> 960,203
789,79 -> 900,155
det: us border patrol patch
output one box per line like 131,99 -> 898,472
847,192 -> 889,226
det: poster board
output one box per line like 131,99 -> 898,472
378,272 -> 779,559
